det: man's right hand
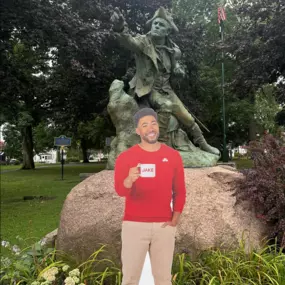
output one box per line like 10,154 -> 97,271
110,7 -> 125,32
123,165 -> 140,188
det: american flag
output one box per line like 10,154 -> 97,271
218,7 -> 226,24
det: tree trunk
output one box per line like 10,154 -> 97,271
248,94 -> 258,142
21,125 -> 35,169
249,118 -> 257,141
81,139 -> 89,163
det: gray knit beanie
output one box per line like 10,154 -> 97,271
133,108 -> 158,126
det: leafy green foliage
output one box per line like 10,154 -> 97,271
229,0 -> 285,98
1,0 -> 284,165
254,84 -> 282,134
2,124 -> 22,160
66,148 -> 81,163
172,241 -> 285,285
1,241 -> 120,285
33,122 -> 58,154
77,114 -> 115,150
1,240 -> 284,285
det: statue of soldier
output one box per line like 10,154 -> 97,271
111,7 -> 220,156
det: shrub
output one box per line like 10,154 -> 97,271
65,157 -> 80,163
0,239 -> 120,285
172,241 -> 285,285
235,134 -> 285,247
1,238 -> 284,285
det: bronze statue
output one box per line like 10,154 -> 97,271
110,7 -> 219,156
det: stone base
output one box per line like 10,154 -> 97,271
180,149 -> 220,168
56,167 -> 268,264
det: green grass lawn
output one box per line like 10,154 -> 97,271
0,163 -> 106,245
233,158 -> 254,169
0,164 -> 23,171
0,162 -> 61,171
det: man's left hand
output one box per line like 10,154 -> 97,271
161,221 -> 177,228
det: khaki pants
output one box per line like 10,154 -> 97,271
121,221 -> 176,285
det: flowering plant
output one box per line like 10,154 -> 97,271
1,239 -> 120,285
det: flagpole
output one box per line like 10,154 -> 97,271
219,5 -> 228,162
222,22 -> 227,162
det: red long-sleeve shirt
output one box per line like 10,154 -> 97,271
114,144 -> 186,222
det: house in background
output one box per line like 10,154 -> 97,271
231,145 -> 248,158
0,124 -> 7,163
33,149 -> 58,164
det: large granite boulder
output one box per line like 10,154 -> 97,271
57,167 -> 268,264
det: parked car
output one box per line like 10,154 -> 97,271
9,159 -> 20,165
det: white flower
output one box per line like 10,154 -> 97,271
41,267 -> 58,282
1,257 -> 11,267
12,245 -> 21,254
47,275 -> 56,282
62,265 -> 70,272
72,276 -> 80,283
79,284 -> 85,285
49,267 -> 59,275
1,240 -> 10,248
68,268 -> 80,277
64,277 -> 76,285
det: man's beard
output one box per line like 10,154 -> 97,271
142,132 -> 159,144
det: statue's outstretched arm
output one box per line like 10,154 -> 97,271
110,7 -> 143,53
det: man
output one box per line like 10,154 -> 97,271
111,7 -> 220,156
114,107 -> 186,285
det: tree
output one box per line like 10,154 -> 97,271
45,0 -> 174,157
33,122 -> 59,154
171,0 -> 250,148
1,0 -> 58,169
254,84 -> 281,134
227,0 -> 285,139
230,0 -> 285,93
1,40 -> 48,169
1,0 -> 113,168
2,124 -> 22,160
77,112 -> 115,162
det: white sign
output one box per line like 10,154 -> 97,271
139,164 -> 156,178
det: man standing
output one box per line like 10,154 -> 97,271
114,107 -> 186,285
111,7 -> 220,156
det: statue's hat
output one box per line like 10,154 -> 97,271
146,7 -> 179,33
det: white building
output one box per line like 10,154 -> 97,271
0,123 -> 9,142
33,149 -> 58,164
231,145 -> 248,157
